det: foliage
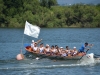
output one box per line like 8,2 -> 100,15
40,0 -> 57,8
0,0 -> 100,28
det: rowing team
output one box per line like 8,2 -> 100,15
25,39 -> 93,57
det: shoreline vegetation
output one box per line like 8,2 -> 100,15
0,0 -> 100,28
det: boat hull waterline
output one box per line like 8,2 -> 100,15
25,46 -> 86,60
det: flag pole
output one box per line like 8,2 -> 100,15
21,33 -> 25,52
16,33 -> 25,60
16,23 -> 26,60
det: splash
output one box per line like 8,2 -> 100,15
78,53 -> 100,65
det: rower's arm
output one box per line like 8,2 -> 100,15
36,39 -> 42,44
85,44 -> 93,50
86,44 -> 93,50
88,44 -> 93,47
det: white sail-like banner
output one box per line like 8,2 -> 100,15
24,21 -> 40,38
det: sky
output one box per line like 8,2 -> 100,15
57,0 -> 100,5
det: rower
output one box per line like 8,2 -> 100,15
65,46 -> 72,56
55,45 -> 60,55
51,45 -> 57,55
31,39 -> 42,48
38,43 -> 45,54
32,42 -> 39,53
66,46 -> 69,50
78,42 -> 92,53
61,50 -> 67,57
44,44 -> 51,55
78,42 -> 93,56
59,47 -> 63,54
57,47 -> 64,56
72,46 -> 78,56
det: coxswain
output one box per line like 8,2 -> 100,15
78,42 -> 92,53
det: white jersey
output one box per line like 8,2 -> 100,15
39,47 -> 44,53
52,49 -> 57,53
61,53 -> 67,57
33,46 -> 38,51
73,51 -> 77,55
68,50 -> 71,54
45,48 -> 50,52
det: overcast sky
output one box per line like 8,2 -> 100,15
57,0 -> 100,5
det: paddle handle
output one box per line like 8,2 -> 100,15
79,49 -> 89,60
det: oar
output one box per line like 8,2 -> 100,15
79,49 -> 89,60
94,54 -> 100,56
94,54 -> 100,59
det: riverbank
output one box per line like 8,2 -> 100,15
0,24 -> 99,28
0,0 -> 100,28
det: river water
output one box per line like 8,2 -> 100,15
0,28 -> 100,75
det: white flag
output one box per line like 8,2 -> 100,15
24,21 -> 40,38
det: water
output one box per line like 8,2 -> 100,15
0,28 -> 100,75
57,0 -> 100,5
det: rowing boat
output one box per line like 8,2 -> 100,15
25,46 -> 85,60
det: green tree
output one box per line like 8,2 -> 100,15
48,0 -> 57,8
40,0 -> 57,8
0,0 -> 100,28
0,0 -> 5,27
40,0 -> 48,7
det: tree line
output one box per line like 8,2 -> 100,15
0,0 -> 100,28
